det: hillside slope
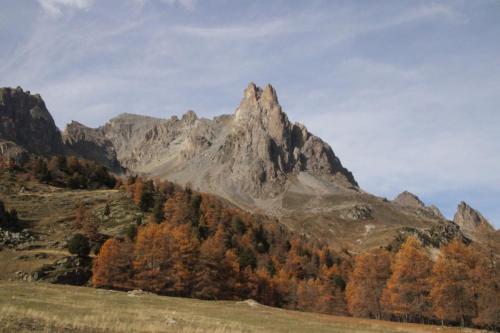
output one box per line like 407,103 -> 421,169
0,281 -> 485,333
0,170 -> 141,280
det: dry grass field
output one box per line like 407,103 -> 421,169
0,281 -> 487,333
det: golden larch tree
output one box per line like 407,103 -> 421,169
381,236 -> 432,322
346,248 -> 392,319
430,240 -> 479,327
92,238 -> 133,289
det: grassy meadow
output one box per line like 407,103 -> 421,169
0,281 -> 487,333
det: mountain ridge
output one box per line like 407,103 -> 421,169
0,84 -> 497,250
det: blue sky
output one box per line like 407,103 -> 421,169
1,0 -> 499,228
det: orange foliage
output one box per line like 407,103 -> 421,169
346,248 -> 392,319
381,236 -> 432,321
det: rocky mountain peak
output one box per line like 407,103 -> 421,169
235,82 -> 284,128
0,86 -> 63,157
393,191 -> 425,208
453,201 -> 494,232
181,110 -> 198,124
226,83 -> 357,196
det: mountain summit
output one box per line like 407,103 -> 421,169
61,83 -> 357,211
453,201 -> 495,234
0,87 -> 63,158
1,84 -> 496,250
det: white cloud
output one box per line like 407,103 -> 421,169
162,0 -> 196,11
135,0 -> 196,11
37,0 -> 94,16
174,19 -> 293,39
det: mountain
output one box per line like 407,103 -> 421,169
63,121 -> 122,172
0,84 -> 497,251
0,87 -> 64,159
454,201 -> 495,235
62,83 -> 358,212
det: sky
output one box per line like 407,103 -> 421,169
1,0 -> 499,228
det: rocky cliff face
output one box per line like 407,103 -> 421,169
62,121 -> 122,172
453,201 -> 494,233
0,87 -> 64,158
62,83 -> 357,211
222,83 -> 357,195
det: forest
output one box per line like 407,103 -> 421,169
91,176 -> 499,331
1,156 -> 498,330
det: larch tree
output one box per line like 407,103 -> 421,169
381,236 -> 432,322
92,238 -> 133,289
430,240 -> 478,327
133,177 -> 144,206
346,248 -> 392,319
194,224 -> 227,299
163,191 -> 191,225
472,242 -> 499,330
133,223 -> 174,293
165,223 -> 199,296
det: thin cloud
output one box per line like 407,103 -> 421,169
135,0 -> 196,11
174,19 -> 293,39
37,0 -> 94,16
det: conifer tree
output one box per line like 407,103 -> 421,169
381,236 -> 432,322
346,248 -> 392,319
93,238 -> 133,289
430,240 -> 478,327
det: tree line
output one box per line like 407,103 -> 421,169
93,176 -> 351,314
1,155 -> 117,189
346,237 -> 498,329
91,176 -> 499,330
2,155 -> 496,330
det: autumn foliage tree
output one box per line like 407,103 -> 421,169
92,174 -> 499,330
93,238 -> 133,289
430,240 -> 479,327
472,242 -> 500,330
346,248 -> 392,319
381,236 -> 432,322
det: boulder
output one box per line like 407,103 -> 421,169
31,255 -> 92,286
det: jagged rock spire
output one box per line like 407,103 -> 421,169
453,201 -> 494,232
393,191 -> 425,208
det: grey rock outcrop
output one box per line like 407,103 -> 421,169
453,201 -> 494,233
62,121 -> 122,172
428,205 -> 446,220
0,229 -> 36,249
391,220 -> 470,251
340,204 -> 372,220
393,191 -> 445,220
0,87 -> 64,157
30,255 -> 92,286
393,191 -> 425,208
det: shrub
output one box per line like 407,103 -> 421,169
68,234 -> 90,257
125,224 -> 137,241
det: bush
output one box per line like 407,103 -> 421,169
125,224 -> 137,241
0,201 -> 20,231
68,234 -> 90,257
238,247 -> 257,269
